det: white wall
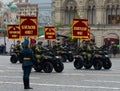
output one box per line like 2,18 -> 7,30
0,37 -> 14,53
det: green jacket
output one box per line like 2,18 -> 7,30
20,48 -> 34,67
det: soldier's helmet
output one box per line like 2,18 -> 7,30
17,40 -> 20,43
82,40 -> 88,47
37,41 -> 43,45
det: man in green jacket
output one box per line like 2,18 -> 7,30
20,38 -> 35,89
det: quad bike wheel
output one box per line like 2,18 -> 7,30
93,59 -> 102,70
54,61 -> 64,73
103,58 -> 112,69
33,64 -> 42,72
10,55 -> 18,63
74,59 -> 83,69
43,62 -> 53,73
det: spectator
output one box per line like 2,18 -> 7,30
112,43 -> 118,57
108,44 -> 113,57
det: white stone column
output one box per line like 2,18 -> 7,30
96,6 -> 103,24
53,0 -> 61,24
93,29 -> 103,47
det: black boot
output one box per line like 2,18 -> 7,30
23,78 -> 33,89
25,78 -> 33,89
23,78 -> 27,89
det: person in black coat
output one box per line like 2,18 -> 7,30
20,38 -> 34,89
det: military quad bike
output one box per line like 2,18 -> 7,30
74,49 -> 112,70
95,50 -> 112,70
33,50 -> 64,73
56,48 -> 74,62
74,51 -> 93,70
10,45 -> 22,63
10,52 -> 22,63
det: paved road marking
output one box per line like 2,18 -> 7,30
0,76 -> 22,79
0,81 -> 120,90
1,72 -> 120,79
59,73 -> 120,77
1,75 -> 120,84
85,80 -> 120,84
0,76 -> 39,79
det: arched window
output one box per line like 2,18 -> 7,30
86,0 -> 96,25
92,5 -> 96,24
106,5 -> 110,24
64,0 -> 78,25
105,0 -> 120,24
87,6 -> 91,24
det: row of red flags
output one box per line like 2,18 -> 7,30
7,16 -> 91,42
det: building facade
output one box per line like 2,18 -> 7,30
0,1 -> 9,36
13,0 -> 38,23
0,0 -> 38,52
0,0 -> 38,34
16,0 -> 38,17
52,0 -> 120,47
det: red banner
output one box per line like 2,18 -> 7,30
20,16 -> 38,37
7,25 -> 20,39
72,19 -> 89,39
44,26 -> 56,40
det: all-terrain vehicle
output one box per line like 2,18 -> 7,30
33,49 -> 64,73
10,44 -> 22,63
74,50 -> 93,69
94,49 -> 112,70
55,47 -> 74,62
74,48 -> 112,70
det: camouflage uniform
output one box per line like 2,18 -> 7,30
13,40 -> 22,61
80,41 -> 92,61
34,41 -> 43,62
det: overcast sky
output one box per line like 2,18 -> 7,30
1,0 -> 51,4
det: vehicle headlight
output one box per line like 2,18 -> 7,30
105,55 -> 109,57
68,51 -> 72,53
56,56 -> 60,58
74,55 -> 80,58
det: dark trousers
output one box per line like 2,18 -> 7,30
22,66 -> 32,79
22,66 -> 32,89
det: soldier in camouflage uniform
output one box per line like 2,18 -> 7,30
34,41 -> 43,63
13,40 -> 22,62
